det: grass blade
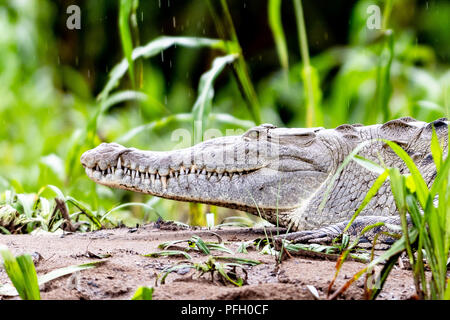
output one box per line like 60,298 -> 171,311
131,286 -> 153,300
143,250 -> 193,260
215,256 -> 261,266
206,0 -> 261,124
319,139 -> 378,211
37,261 -> 105,287
119,0 -> 136,88
0,246 -> 40,299
65,197 -> 102,229
0,245 -> 104,297
329,229 -> 417,299
382,140 -> 429,207
268,0 -> 289,72
190,236 -> 210,255
293,0 -> 322,126
101,202 -> 161,222
192,54 -> 237,144
98,36 -> 227,101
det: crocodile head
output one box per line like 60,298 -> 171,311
80,124 -> 333,222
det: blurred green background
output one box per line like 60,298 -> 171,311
0,0 -> 448,233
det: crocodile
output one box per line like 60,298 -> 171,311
80,117 -> 448,244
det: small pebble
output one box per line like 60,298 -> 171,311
177,267 -> 191,275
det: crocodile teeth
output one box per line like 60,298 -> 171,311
150,174 -> 155,184
117,157 -> 122,169
93,171 -> 101,179
115,169 -> 123,178
161,176 -> 167,189
207,172 -> 212,178
124,168 -> 128,175
217,173 -> 223,179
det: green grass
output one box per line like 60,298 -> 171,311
325,128 -> 449,300
131,286 -> 153,300
157,255 -> 260,287
0,245 -> 105,299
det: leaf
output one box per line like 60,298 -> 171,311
37,184 -> 65,200
444,279 -> 450,300
430,126 -> 442,170
192,54 -> 237,144
98,36 -> 228,101
306,285 -> 320,299
160,264 -> 194,284
382,140 -> 429,208
88,90 -> 148,144
0,246 -> 40,299
320,139 -> 378,210
119,0 -> 136,88
329,229 -> 418,300
65,197 -> 102,229
205,243 -> 233,254
343,169 -> 389,233
0,258 -> 105,297
131,286 -> 153,300
15,194 -> 36,218
215,256 -> 261,266
143,250 -> 193,260
101,202 -> 161,222
190,236 -> 211,255
268,0 -> 289,71
352,155 -> 385,175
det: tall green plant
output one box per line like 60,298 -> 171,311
192,54 -> 237,144
268,0 -> 289,73
328,128 -> 449,300
119,0 -> 138,88
206,0 -> 261,124
293,0 -> 323,127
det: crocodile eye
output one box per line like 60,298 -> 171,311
243,129 -> 260,140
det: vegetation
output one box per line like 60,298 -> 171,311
0,0 -> 448,300
0,245 -> 104,299
326,128 -> 450,300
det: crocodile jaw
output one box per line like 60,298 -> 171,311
80,135 -> 330,216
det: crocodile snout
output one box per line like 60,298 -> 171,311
80,143 -> 128,169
